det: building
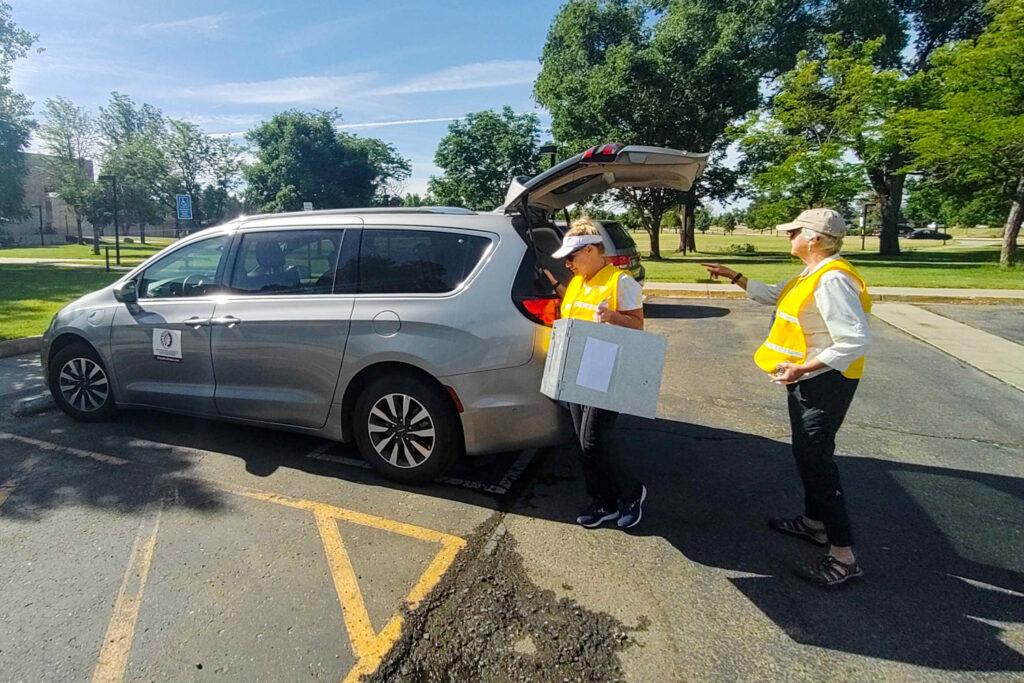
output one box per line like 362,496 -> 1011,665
0,153 -> 95,247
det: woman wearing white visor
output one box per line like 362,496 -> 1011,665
543,218 -> 647,529
703,208 -> 872,588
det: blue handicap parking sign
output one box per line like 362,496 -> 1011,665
176,194 -> 193,220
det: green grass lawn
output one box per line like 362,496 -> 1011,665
0,240 -> 170,266
0,265 -> 121,341
630,232 -> 1024,288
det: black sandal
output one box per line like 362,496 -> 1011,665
768,516 -> 828,547
795,554 -> 863,588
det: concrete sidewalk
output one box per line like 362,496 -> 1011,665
645,281 -> 1024,303
872,303 -> 1024,392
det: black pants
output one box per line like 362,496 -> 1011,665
786,370 -> 859,547
568,403 -> 641,507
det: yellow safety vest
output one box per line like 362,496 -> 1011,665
561,264 -> 624,322
754,258 -> 872,379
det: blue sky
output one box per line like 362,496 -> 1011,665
11,0 -> 566,196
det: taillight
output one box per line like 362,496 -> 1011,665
516,297 -> 559,327
582,143 -> 622,162
608,255 -> 630,268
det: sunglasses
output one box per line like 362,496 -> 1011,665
565,245 -> 591,262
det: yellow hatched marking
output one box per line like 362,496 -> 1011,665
92,502 -> 163,683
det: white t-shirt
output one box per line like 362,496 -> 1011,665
616,274 -> 644,311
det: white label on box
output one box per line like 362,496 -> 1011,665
152,328 -> 182,362
576,337 -> 619,393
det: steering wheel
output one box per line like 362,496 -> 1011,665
180,273 -> 204,296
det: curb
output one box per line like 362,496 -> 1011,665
11,392 -> 53,417
0,336 -> 41,359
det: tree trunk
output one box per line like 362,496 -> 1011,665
1000,174 -> 1024,269
140,223 -> 146,244
682,192 -> 697,254
866,167 -> 904,256
647,219 -> 662,259
75,215 -> 83,245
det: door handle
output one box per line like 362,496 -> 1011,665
210,316 -> 241,328
183,316 -> 210,328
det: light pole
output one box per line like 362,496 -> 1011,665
31,204 -> 43,246
98,175 -> 120,265
860,202 -> 878,251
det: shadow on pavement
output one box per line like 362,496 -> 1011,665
643,303 -> 730,320
4,406 -> 1022,672
611,416 -> 1024,672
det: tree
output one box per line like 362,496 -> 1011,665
351,136 -> 410,206
402,193 -> 432,207
0,2 -> 37,221
39,97 -> 95,245
244,110 -> 410,213
429,107 -> 540,211
898,0 -> 1024,267
535,1 -> 772,258
96,92 -> 164,153
695,207 -> 714,233
163,119 -> 211,229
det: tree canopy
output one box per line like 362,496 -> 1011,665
429,107 -> 541,211
244,110 -> 410,213
0,1 -> 37,221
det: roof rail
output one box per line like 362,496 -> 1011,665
260,206 -> 477,218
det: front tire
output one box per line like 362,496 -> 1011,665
48,342 -> 117,421
353,374 -> 462,484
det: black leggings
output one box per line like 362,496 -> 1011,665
568,403 -> 641,507
786,370 -> 859,547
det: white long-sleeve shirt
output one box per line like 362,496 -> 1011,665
746,255 -> 872,382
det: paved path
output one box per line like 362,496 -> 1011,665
645,281 -> 1024,302
872,302 -> 1024,392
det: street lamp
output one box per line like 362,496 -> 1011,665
30,204 -> 43,246
98,175 -> 121,265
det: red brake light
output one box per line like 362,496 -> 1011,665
601,143 -> 618,155
582,147 -> 596,159
518,297 -> 559,327
608,255 -> 630,268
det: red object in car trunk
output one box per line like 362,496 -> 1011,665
517,297 -> 560,327
607,255 -> 630,268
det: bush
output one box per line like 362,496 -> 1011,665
725,243 -> 757,254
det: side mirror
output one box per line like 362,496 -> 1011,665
113,279 -> 138,304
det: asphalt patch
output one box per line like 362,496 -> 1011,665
367,518 -> 643,683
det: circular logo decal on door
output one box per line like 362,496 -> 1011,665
160,331 -> 174,348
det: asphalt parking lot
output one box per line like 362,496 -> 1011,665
2,300 -> 1023,681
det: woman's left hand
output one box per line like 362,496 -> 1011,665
771,362 -> 807,384
595,299 -> 616,324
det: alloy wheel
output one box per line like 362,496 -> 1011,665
58,357 -> 109,413
367,393 -> 436,468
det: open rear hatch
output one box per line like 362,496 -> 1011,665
501,143 -> 709,214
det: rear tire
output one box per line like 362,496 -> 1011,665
48,342 -> 117,422
353,374 -> 462,484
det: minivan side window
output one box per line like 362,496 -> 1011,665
357,229 -> 490,294
138,235 -> 228,299
229,230 -> 344,295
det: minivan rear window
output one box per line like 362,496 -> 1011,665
602,221 -> 637,250
357,229 -> 491,294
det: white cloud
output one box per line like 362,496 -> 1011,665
337,117 -> 460,130
370,60 -> 540,96
176,73 -> 377,105
130,12 -> 235,36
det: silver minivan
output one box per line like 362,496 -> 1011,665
42,144 -> 707,482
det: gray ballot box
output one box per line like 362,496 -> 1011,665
540,318 -> 667,418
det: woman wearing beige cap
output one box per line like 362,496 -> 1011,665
703,207 -> 872,588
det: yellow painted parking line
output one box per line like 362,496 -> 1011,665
227,486 -> 466,683
3,431 -> 468,683
92,501 -> 163,683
